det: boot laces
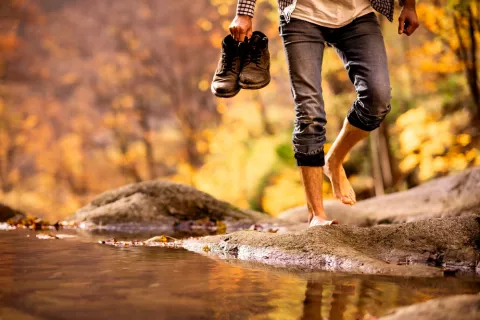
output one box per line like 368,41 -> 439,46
221,50 -> 236,71
245,47 -> 261,66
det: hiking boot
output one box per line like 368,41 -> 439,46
211,35 -> 242,98
239,31 -> 270,90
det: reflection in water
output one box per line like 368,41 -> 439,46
301,280 -> 385,320
0,229 -> 479,320
299,275 -> 479,320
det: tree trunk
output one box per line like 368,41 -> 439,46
254,92 -> 274,136
369,131 -> 385,196
378,122 -> 393,189
137,101 -> 156,180
467,6 -> 480,120
112,112 -> 142,183
453,8 -> 480,119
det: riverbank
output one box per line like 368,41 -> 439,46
181,215 -> 480,277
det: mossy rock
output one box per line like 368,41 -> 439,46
71,180 -> 267,229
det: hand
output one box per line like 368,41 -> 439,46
229,15 -> 253,42
398,6 -> 419,36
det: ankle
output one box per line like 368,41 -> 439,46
312,212 -> 328,220
307,210 -> 327,222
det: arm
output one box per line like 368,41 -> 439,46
398,0 -> 419,36
229,0 -> 256,42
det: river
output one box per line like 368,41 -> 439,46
1,229 -> 479,319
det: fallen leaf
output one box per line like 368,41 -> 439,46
36,233 -> 59,240
145,235 -> 168,243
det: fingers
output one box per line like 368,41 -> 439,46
246,28 -> 253,40
398,16 -> 405,34
404,21 -> 419,36
229,26 -> 248,42
404,24 -> 413,36
229,15 -> 253,42
238,30 -> 247,42
229,25 -> 235,40
230,27 -> 239,41
235,28 -> 241,41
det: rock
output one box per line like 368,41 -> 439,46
182,215 -> 480,277
379,294 -> 480,320
278,167 -> 480,226
0,203 -> 26,222
70,180 -> 268,230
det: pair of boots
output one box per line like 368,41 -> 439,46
211,31 -> 270,98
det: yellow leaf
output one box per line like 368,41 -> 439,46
145,235 -> 168,243
198,79 -> 209,91
23,115 -> 38,129
456,134 -> 471,147
217,4 -> 229,16
120,95 -> 135,109
399,154 -> 418,173
197,19 -> 212,31
14,135 -> 27,146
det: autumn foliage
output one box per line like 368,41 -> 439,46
0,0 -> 479,221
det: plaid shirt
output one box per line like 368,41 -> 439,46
237,0 -> 403,23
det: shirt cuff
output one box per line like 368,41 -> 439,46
237,0 -> 256,17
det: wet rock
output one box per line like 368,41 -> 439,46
279,167 -> 480,226
0,203 -> 26,222
70,180 -> 268,230
182,215 -> 480,277
379,294 -> 480,320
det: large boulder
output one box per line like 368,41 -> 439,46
379,294 -> 480,320
0,203 -> 26,222
279,167 -> 480,226
182,215 -> 480,277
70,180 -> 268,230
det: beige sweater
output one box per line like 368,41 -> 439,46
291,0 -> 374,28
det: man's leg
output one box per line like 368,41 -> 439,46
300,166 -> 327,223
326,13 -> 392,205
280,18 -> 332,224
324,118 -> 368,205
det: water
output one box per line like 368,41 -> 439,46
1,229 -> 479,320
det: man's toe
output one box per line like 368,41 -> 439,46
341,196 -> 354,205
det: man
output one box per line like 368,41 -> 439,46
229,0 -> 419,226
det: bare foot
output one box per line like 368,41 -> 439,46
324,158 -> 356,205
309,216 -> 339,227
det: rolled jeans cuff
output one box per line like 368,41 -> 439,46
295,150 -> 325,167
347,109 -> 383,132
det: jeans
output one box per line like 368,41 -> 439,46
280,12 -> 392,167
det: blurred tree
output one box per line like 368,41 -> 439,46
0,0 -> 478,220
0,0 -> 40,193
418,0 -> 479,120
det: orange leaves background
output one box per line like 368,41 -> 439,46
0,0 -> 479,221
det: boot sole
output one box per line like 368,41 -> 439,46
239,78 -> 271,90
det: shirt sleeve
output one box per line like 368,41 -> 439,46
237,0 -> 256,17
